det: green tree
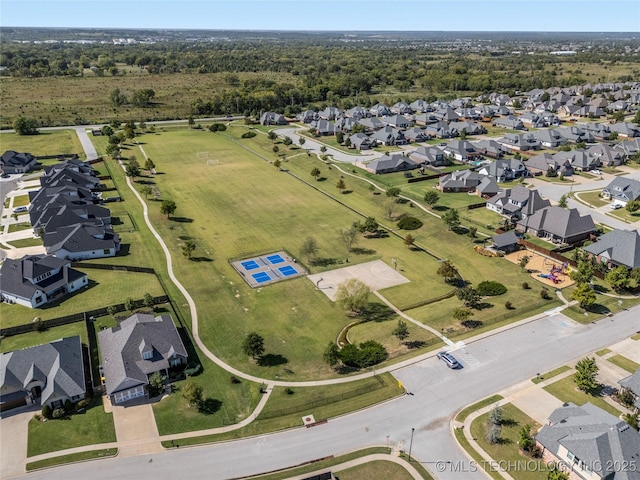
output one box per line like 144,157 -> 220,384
13,116 -> 39,135
383,198 -> 397,220
300,236 -> 319,262
606,265 -> 630,293
386,187 -> 401,197
622,412 -> 639,431
323,342 -> 340,368
273,158 -> 282,169
242,332 -> 265,360
267,131 -> 277,143
489,405 -> 503,426
519,255 -> 531,272
109,88 -> 127,107
404,233 -> 415,249
320,146 -> 327,154
360,217 -> 379,235
107,305 -> 117,317
558,194 -> 568,208
125,162 -> 140,181
626,200 -> 640,213
272,145 -> 279,156
182,240 -> 196,259
282,136 -> 293,149
456,287 -> 480,309
101,125 -> 114,136
436,260 -> 458,284
574,357 -> 599,392
340,224 -> 359,252
310,167 -> 321,180
144,158 -> 155,171
123,124 -> 135,141
547,465 -> 569,480
160,200 -> 177,219
571,259 -> 594,284
140,185 -> 153,200
131,88 -> 155,107
335,279 -> 370,314
148,371 -> 165,397
518,424 -> 536,454
182,380 -> 204,407
298,137 -> 306,147
442,208 -> 461,231
143,292 -> 155,310
124,297 -> 136,312
392,319 -> 409,343
105,144 -> 120,158
336,178 -> 346,193
572,282 -> 596,310
453,307 -> 472,323
335,131 -> 344,144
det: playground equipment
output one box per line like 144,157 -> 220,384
539,261 -> 570,284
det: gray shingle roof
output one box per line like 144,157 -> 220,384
492,231 -> 520,249
583,229 -> 640,269
1,336 -> 85,408
536,403 -> 640,479
98,313 -> 188,396
518,206 -> 595,240
619,368 -> 640,398
603,177 -> 640,203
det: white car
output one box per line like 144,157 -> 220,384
591,169 -> 602,175
610,203 -> 622,210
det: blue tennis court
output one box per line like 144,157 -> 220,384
266,254 -> 285,265
241,260 -> 260,271
251,272 -> 272,284
278,265 -> 298,277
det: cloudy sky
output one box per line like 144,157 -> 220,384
2,0 -> 639,32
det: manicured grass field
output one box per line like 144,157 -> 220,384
531,365 -> 571,384
0,322 -> 87,353
0,268 -> 166,328
470,403 -> 544,480
7,222 -> 32,233
5,237 -> 42,248
562,293 -> 640,324
455,394 -> 504,423
26,448 -> 117,471
338,461 -> 415,480
27,397 -> 116,456
543,375 -> 622,417
608,354 -> 640,374
11,194 -> 30,207
0,130 -> 84,158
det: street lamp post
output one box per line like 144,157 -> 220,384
408,427 -> 415,462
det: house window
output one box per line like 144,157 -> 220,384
35,296 -> 43,304
170,358 -> 182,367
142,350 -> 153,360
103,249 -> 110,254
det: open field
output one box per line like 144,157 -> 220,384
470,404 -> 544,480
0,268 -> 166,328
27,396 -> 116,456
0,130 -> 85,158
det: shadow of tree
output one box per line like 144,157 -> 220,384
170,217 -> 194,223
500,418 -> 518,427
350,247 -> 376,255
404,340 -> 427,350
335,364 -> 360,375
198,398 -> 222,415
310,257 -> 337,267
433,205 -> 449,212
358,303 -> 396,322
461,319 -> 484,329
257,354 -> 289,367
190,257 -> 213,263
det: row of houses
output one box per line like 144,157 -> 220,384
0,312 -> 188,411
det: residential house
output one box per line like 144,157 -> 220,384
297,110 -> 317,123
310,119 -> 335,136
1,150 -> 39,175
433,107 -> 460,123
425,121 -> 454,139
497,133 -> 541,152
487,185 -> 550,220
476,176 -> 500,198
615,138 -> 640,157
609,122 -> 640,138
318,107 -> 343,121
369,103 -> 392,117
333,117 -> 358,133
43,223 -> 121,261
404,127 -> 431,143
602,177 -> 640,207
532,129 -> 568,148
587,143 -> 625,167
492,115 -> 525,130
478,159 -> 528,182
370,126 -> 407,146
583,229 -> 640,271
390,102 -> 413,115
536,402 -> 640,480
348,133 -> 372,151
454,108 -> 482,121
0,336 -> 85,412
575,104 -> 607,118
519,112 -> 547,128
260,112 -> 287,126
448,121 -> 487,136
365,154 -> 418,174
438,170 -> 482,193
618,368 -> 640,412
526,153 -> 574,176
359,117 -> 385,132
345,106 -> 369,120
473,139 -> 505,159
99,313 -> 188,404
443,140 -> 481,163
556,126 -> 595,144
609,100 -> 630,112
582,122 -> 610,141
408,146 -> 446,167
554,149 -> 599,172
413,113 -> 438,126
0,254 -> 88,308
409,99 -> 432,113
380,115 -> 411,129
516,206 -> 595,245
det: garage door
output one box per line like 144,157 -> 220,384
114,386 -> 145,404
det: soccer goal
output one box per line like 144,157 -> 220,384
196,151 -> 220,166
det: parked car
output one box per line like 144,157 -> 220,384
591,169 -> 602,175
437,351 -> 460,369
610,203 -> 622,210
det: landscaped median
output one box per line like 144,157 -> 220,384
26,448 -> 117,472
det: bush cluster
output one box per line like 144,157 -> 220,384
241,131 -> 257,138
397,216 -> 423,230
476,281 -> 507,296
339,340 -> 388,369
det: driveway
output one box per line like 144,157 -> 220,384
0,406 -> 38,478
109,398 -> 163,457
511,388 -> 564,425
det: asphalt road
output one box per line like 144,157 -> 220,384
16,307 -> 640,480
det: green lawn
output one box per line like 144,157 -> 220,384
0,130 -> 85,159
531,365 -> 571,384
543,375 -> 623,417
27,396 -> 116,457
161,373 -> 402,445
5,237 -> 42,248
11,194 -> 30,207
455,394 -> 504,422
470,403 -> 544,480
608,354 -> 640,374
1,269 -> 166,328
632,333 -> 640,341
26,448 -> 117,471
338,461 -> 415,480
562,293 -> 640,324
7,222 -> 32,233
0,322 -> 87,353
454,428 -> 502,480
596,348 -> 612,356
